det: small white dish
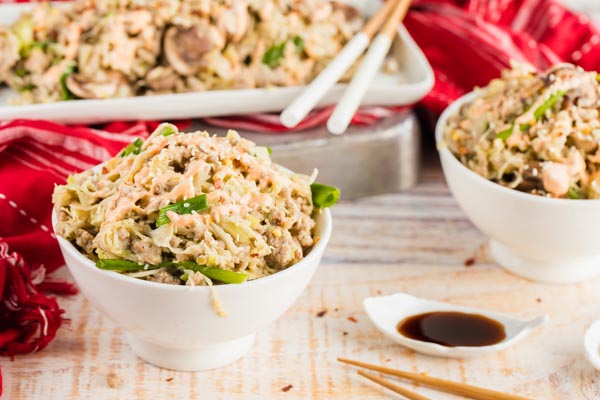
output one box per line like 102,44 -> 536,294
0,2 -> 433,124
52,208 -> 332,371
436,92 -> 600,284
363,293 -> 548,359
584,320 -> 600,372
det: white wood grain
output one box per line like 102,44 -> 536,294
3,160 -> 600,399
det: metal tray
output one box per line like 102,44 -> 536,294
193,110 -> 420,199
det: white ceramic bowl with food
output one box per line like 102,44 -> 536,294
53,208 -> 331,371
437,92 -> 600,284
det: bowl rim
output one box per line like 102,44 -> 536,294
53,207 -> 332,292
435,90 -> 600,206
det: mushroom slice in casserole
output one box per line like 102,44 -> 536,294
52,124 -> 339,285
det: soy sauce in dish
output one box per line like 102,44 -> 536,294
397,311 -> 506,347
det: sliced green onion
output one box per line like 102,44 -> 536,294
292,35 -> 305,51
311,182 -> 340,208
59,63 -> 77,101
96,259 -> 158,271
163,261 -> 248,284
496,126 -> 513,140
533,90 -> 566,120
568,187 -> 581,199
120,138 -> 144,157
159,124 -> 178,136
263,36 -> 305,68
262,41 -> 286,68
156,194 -> 209,227
496,123 -> 530,140
266,146 -> 272,155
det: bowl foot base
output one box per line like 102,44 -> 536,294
490,240 -> 600,284
126,333 -> 255,371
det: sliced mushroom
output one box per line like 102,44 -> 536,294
66,71 -> 131,99
514,161 -> 544,193
163,22 -> 225,76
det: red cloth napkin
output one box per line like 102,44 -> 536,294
1,0 -> 600,396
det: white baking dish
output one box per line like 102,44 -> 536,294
0,1 -> 433,124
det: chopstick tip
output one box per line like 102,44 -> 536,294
280,109 -> 300,128
326,117 -> 348,135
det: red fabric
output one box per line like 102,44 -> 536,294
1,0 -> 600,396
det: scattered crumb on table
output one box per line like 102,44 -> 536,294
536,298 -> 542,303
106,371 -> 123,389
317,310 -> 327,317
464,257 -> 475,267
281,384 -> 293,392
165,377 -> 174,382
348,316 -> 358,323
342,331 -> 349,336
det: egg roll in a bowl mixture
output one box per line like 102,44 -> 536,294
52,124 -> 339,286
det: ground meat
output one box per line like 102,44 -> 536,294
131,240 -> 162,265
291,214 -> 315,248
266,229 -> 298,268
75,228 -> 95,254
146,270 -> 180,285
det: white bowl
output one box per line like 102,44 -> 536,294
436,92 -> 600,284
52,209 -> 331,371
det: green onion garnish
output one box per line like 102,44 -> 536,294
533,90 -> 566,120
262,41 -> 286,68
292,35 -> 305,51
167,261 -> 248,284
263,36 -> 305,68
311,182 -> 340,208
59,63 -> 77,101
120,138 -> 144,157
156,194 -> 209,227
496,126 -> 513,140
568,187 -> 581,199
159,124 -> 178,136
496,123 -> 530,140
96,259 -> 158,271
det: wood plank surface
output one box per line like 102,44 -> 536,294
3,156 -> 600,400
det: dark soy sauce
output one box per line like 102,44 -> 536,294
397,311 -> 506,347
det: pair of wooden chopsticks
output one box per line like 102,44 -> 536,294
338,358 -> 533,400
280,0 -> 411,134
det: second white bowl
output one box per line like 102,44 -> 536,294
436,92 -> 600,284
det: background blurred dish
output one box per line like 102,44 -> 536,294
437,92 -> 600,284
0,1 -> 433,124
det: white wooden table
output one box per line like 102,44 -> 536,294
3,154 -> 600,399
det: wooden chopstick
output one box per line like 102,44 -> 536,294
338,358 -> 533,400
358,370 -> 430,400
280,0 -> 404,128
361,0 -> 405,39
381,0 -> 412,38
326,0 -> 411,134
